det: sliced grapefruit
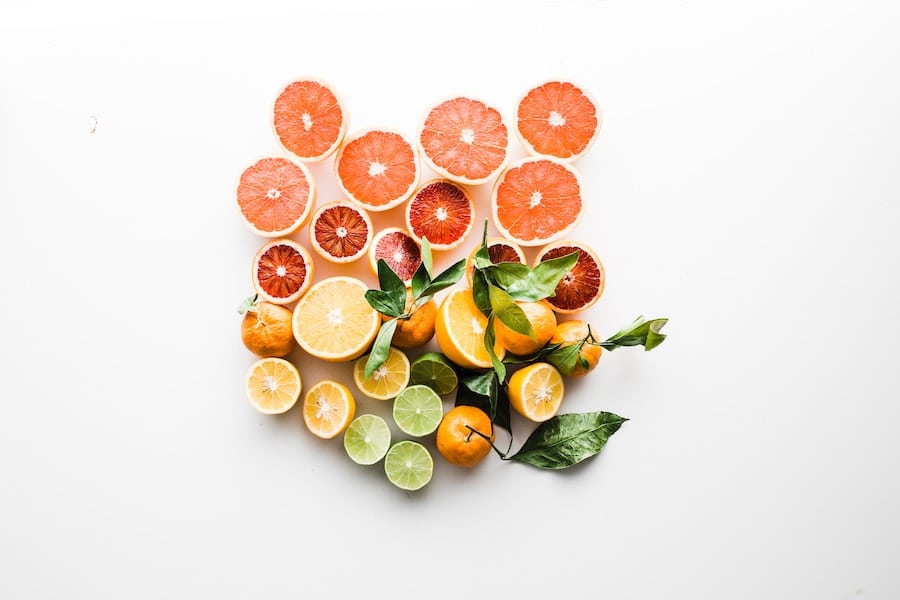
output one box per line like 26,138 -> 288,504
368,227 -> 422,284
464,236 -> 526,285
491,156 -> 583,247
515,80 -> 601,162
334,128 -> 419,212
273,78 -> 347,162
534,240 -> 605,314
417,96 -> 509,185
235,156 -> 316,237
404,179 -> 475,251
308,200 -> 373,264
251,239 -> 315,305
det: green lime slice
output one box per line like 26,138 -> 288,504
392,384 -> 444,437
343,414 -> 391,465
383,440 -> 433,491
409,351 -> 458,396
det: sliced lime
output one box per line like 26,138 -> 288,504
343,414 -> 392,465
384,440 -> 433,491
409,351 -> 458,396
392,384 -> 444,437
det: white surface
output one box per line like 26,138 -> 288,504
2,1 -> 899,598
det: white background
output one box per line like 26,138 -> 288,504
2,1 -> 899,598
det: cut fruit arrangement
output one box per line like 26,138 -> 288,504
236,77 -> 668,490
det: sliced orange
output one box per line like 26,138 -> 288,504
308,200 -> 373,264
368,227 -> 422,284
291,276 -> 381,362
507,362 -> 564,422
434,287 -> 505,370
491,156 -> 583,247
515,79 -> 601,162
273,78 -> 347,162
418,96 -> 509,185
251,239 -> 315,305
404,179 -> 475,251
464,236 -> 526,286
334,128 -> 419,212
236,156 -> 316,237
534,240 -> 605,314
244,357 -> 302,415
302,380 -> 356,439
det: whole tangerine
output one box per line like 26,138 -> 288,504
550,320 -> 602,377
241,301 -> 296,358
383,291 -> 437,350
436,405 -> 495,468
494,300 -> 557,356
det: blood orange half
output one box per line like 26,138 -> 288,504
308,200 -> 373,264
464,236 -> 526,285
404,180 -> 475,251
515,80 -> 601,162
491,156 -> 583,247
235,157 -> 316,237
252,239 -> 315,305
368,227 -> 422,284
273,78 -> 347,163
334,128 -> 419,212
417,96 -> 509,186
534,240 -> 605,314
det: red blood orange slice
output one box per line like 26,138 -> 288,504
273,78 -> 347,163
368,227 -> 422,284
404,179 -> 475,251
334,128 -> 419,212
515,80 -> 601,162
235,157 -> 316,237
464,236 -> 526,285
491,156 -> 583,247
308,200 -> 373,264
534,240 -> 605,314
417,96 -> 509,186
252,239 -> 315,305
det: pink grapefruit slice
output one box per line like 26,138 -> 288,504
334,128 -> 419,212
235,157 -> 316,238
515,80 -> 601,162
404,179 -> 475,251
273,78 -> 347,163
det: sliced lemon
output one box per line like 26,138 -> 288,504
244,357 -> 302,415
507,362 -> 564,422
302,380 -> 356,439
352,347 -> 410,400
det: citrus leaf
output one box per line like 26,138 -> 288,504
421,258 -> 466,297
410,262 -> 431,300
372,258 -> 407,314
488,284 -> 534,338
364,318 -> 399,378
472,220 -> 493,270
483,315 -> 506,383
471,268 -> 492,317
457,370 -> 511,434
236,293 -> 258,315
364,289 -> 403,317
601,316 -> 669,351
545,342 -> 584,376
489,262 -> 531,290
420,237 -> 433,277
506,250 -> 579,302
507,412 -> 627,470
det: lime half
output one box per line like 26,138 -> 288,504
409,351 -> 458,396
343,414 -> 392,465
392,384 -> 443,437
384,440 -> 433,491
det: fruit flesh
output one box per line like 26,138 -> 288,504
517,80 -> 599,160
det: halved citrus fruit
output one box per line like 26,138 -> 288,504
273,78 -> 347,162
236,156 -> 316,237
434,287 -> 506,370
404,179 -> 475,250
368,227 -> 422,284
417,96 -> 509,185
534,240 -> 605,314
515,79 -> 601,162
384,440 -> 433,491
308,200 -> 373,264
507,362 -> 564,422
344,414 -> 392,465
302,379 -> 356,439
464,236 -> 526,285
244,357 -> 302,415
251,239 -> 315,305
491,156 -> 584,247
291,276 -> 381,362
352,346 -> 410,401
334,128 -> 419,212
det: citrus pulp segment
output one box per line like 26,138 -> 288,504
534,240 -> 605,314
515,80 -> 601,162
384,441 -> 434,491
368,227 -> 422,284
392,384 -> 444,437
491,156 -> 584,247
236,156 -> 316,237
273,78 -> 347,162
244,357 -> 302,415
334,128 -> 419,212
343,414 -> 392,465
302,380 -> 356,439
507,362 -> 565,422
404,179 -> 475,250
251,239 -> 315,305
409,351 -> 458,396
417,96 -> 509,185
434,287 -> 506,370
291,276 -> 381,362
352,347 -> 411,400
308,200 -> 373,264
464,237 -> 526,285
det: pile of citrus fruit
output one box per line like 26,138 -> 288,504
236,77 -> 666,490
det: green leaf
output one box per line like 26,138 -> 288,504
420,237 -> 433,278
471,268 -> 492,316
483,315 -> 506,383
364,289 -> 404,317
370,259 -> 407,314
507,412 -> 628,470
236,293 -> 258,315
488,284 -> 534,338
472,220 -> 493,269
601,316 -> 669,351
489,262 -> 531,290
420,258 -> 466,298
364,318 -> 399,378
457,370 -> 511,434
506,250 -> 579,301
545,342 -> 584,376
410,262 -> 431,300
